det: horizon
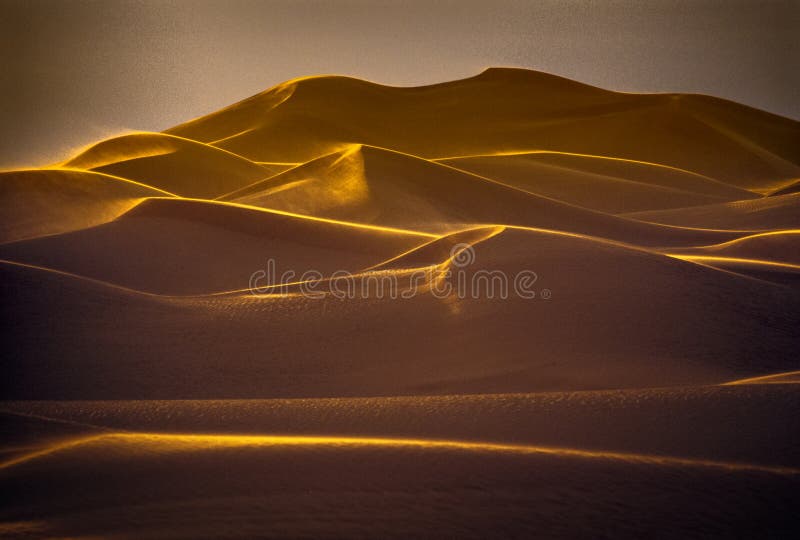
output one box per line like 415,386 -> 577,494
6,65 -> 799,172
2,0 -> 798,168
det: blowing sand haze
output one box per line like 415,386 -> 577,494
2,4 -> 800,536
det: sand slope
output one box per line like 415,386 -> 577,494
769,178 -> 800,196
439,151 -> 755,213
3,226 -> 798,399
5,385 -> 799,468
0,168 -> 171,244
0,198 -> 429,295
1,389 -> 798,539
626,192 -> 800,230
3,67 -> 800,540
221,144 -> 748,247
64,132 -> 273,198
2,430 -> 795,539
167,68 -> 800,190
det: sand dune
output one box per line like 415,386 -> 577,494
663,230 -> 800,287
3,67 -> 800,539
0,168 -> 171,244
3,226 -> 798,399
5,384 -> 800,468
626,192 -> 800,230
221,144 -> 749,247
1,390 -> 798,539
166,68 -> 800,190
0,197 -> 428,294
2,429 -> 796,539
64,131 -> 273,198
438,151 -> 755,213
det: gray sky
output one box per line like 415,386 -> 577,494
1,0 -> 797,168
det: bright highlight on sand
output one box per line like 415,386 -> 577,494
3,64 -> 799,539
3,432 -> 797,476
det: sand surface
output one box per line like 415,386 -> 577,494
2,68 -> 799,538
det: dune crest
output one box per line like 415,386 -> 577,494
164,68 -> 800,190
3,66 -> 800,540
0,168 -> 172,244
221,144 -> 753,247
64,131 -> 274,198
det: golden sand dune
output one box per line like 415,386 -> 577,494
1,394 -> 798,539
3,225 -> 797,399
0,197 -> 428,294
64,131 -> 273,198
626,192 -> 800,230
166,68 -> 800,189
3,67 -> 800,539
221,144 -> 748,247
438,151 -> 756,213
0,168 -> 172,244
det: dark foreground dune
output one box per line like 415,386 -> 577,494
2,68 -> 799,538
1,385 -> 799,539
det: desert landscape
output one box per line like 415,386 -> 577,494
2,67 -> 799,538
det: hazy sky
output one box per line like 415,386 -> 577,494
1,0 -> 798,168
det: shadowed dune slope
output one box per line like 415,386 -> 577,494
2,226 -> 797,399
4,384 -> 799,468
0,169 -> 171,244
769,178 -> 800,196
0,198 -> 429,295
166,68 -> 800,190
64,132 -> 272,198
626,192 -> 800,230
1,421 -> 796,539
222,144 -> 748,247
438,152 -> 755,213
3,67 -> 800,540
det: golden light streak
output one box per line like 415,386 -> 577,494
722,370 -> 800,386
667,255 -> 800,271
161,197 -> 437,239
690,229 -> 800,250
9,167 -> 178,198
61,130 -> 269,170
1,433 -> 797,476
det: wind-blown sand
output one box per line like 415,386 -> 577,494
0,168 -> 172,243
2,68 -> 799,538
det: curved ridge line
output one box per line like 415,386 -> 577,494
226,142 -> 758,236
4,167 -> 178,198
61,131 -> 267,171
129,196 -> 436,238
668,255 -> 800,271
435,149 -> 726,186
689,229 -> 800,250
353,145 -> 765,236
1,432 -> 796,476
723,370 -> 800,386
364,225 -> 506,271
0,258 -> 439,300
216,143 -> 362,201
